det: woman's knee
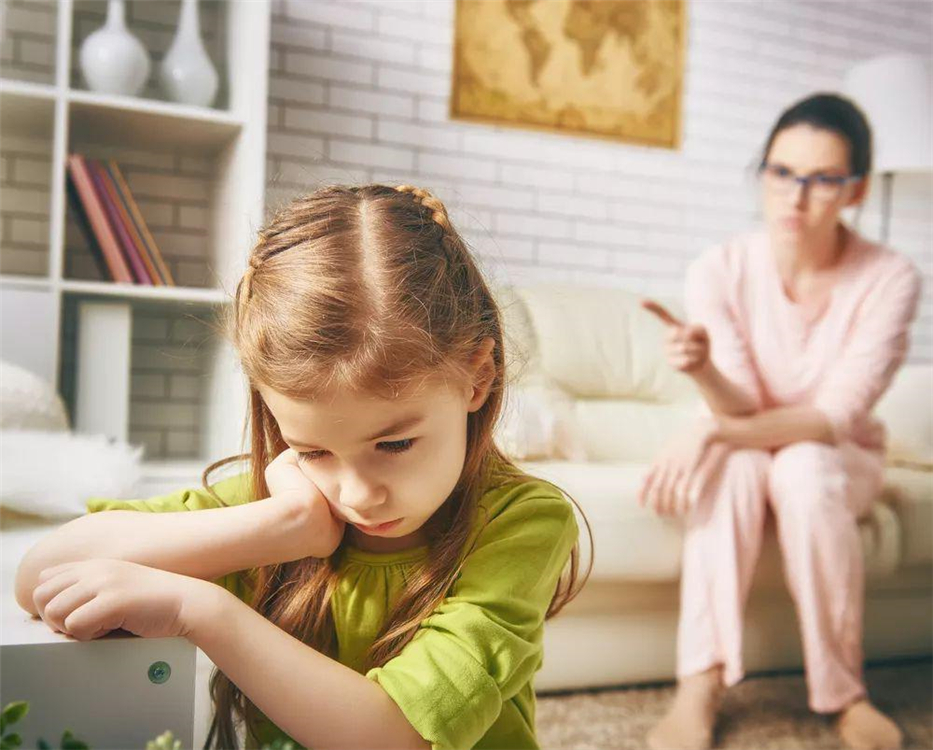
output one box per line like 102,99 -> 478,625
769,441 -> 849,517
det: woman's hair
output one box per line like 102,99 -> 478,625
760,92 -> 873,176
200,184 -> 591,749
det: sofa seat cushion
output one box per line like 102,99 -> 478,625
881,466 -> 933,567
519,459 -> 913,583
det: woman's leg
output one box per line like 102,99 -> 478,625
769,441 -> 901,749
648,448 -> 771,750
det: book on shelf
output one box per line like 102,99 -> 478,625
65,153 -> 175,286
66,154 -> 134,283
106,160 -> 176,286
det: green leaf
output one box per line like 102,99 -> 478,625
2,734 -> 21,749
60,730 -> 89,750
37,740 -> 51,750
1,702 -> 29,733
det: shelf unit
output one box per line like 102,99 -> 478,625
0,0 -> 270,492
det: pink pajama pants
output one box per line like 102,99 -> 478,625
676,440 -> 885,713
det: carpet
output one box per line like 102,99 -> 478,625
536,659 -> 933,749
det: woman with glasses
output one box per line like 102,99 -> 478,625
640,93 -> 921,750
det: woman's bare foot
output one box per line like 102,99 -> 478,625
838,699 -> 903,750
647,665 -> 724,750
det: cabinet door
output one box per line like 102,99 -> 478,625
0,285 -> 58,385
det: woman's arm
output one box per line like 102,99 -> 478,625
188,586 -> 430,750
713,405 -> 834,450
15,496 -> 308,616
691,359 -> 760,417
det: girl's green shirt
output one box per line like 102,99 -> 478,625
86,467 -> 578,750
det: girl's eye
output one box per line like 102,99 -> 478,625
297,449 -> 328,463
296,438 -> 415,463
377,438 -> 415,454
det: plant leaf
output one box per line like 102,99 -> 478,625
1,702 -> 29,733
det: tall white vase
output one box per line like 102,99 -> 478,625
159,0 -> 219,108
79,0 -> 150,97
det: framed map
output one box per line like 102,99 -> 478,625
451,0 -> 686,149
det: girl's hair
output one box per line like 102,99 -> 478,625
200,184 -> 592,749
760,92 -> 873,176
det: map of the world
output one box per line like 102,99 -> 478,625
451,0 -> 685,148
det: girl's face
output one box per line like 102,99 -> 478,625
258,346 -> 494,553
761,124 -> 868,245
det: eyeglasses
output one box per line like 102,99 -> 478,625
758,163 -> 862,202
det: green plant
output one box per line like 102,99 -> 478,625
2,701 -> 89,750
1,701 -> 27,750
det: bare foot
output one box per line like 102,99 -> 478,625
647,666 -> 724,750
838,699 -> 903,750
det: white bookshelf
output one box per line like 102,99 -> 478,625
0,0 -> 270,491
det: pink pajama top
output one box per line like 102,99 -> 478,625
685,227 -> 922,450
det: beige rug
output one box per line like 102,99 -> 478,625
536,659 -> 933,749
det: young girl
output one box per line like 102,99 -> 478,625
15,184 -> 589,750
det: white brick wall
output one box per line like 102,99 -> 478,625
264,0 -> 933,363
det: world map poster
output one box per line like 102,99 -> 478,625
451,0 -> 686,149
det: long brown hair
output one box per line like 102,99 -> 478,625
201,185 -> 592,748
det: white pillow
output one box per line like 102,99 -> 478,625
496,383 -> 585,461
0,430 -> 142,518
0,360 -> 69,431
875,364 -> 933,469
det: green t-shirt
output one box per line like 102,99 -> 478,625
86,465 -> 578,750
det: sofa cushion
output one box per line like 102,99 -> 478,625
881,466 -> 933,567
510,285 -> 696,403
520,459 -> 912,583
875,364 -> 933,469
571,398 -> 699,463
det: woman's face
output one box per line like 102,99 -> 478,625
761,124 -> 868,245
258,346 -> 494,553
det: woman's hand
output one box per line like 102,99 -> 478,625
638,418 -> 728,517
265,448 -> 346,558
642,299 -> 711,375
32,559 -> 214,641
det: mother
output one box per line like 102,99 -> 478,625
641,93 -> 921,750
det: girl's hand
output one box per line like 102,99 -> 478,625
642,299 -> 711,375
32,559 -> 211,641
265,448 -> 346,558
638,418 -> 728,517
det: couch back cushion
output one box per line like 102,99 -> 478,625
502,285 -> 696,403
875,364 -> 933,468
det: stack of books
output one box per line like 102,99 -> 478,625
66,154 -> 175,286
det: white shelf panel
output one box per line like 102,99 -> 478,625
61,279 -> 230,305
68,90 -> 244,151
0,79 -> 57,137
0,275 -> 54,291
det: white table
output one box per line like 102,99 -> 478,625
1,515 -> 213,749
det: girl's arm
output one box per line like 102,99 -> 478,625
714,405 -> 834,450
188,585 -> 430,750
15,495 -> 309,616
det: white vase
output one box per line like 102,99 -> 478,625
79,0 -> 150,96
159,0 -> 219,108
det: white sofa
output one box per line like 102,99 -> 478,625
496,284 -> 933,692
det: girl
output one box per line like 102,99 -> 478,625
640,93 -> 921,750
15,184 -> 589,750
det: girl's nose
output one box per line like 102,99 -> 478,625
338,470 -> 387,514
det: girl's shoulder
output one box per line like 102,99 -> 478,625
475,461 -> 576,533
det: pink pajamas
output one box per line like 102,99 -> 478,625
676,228 -> 921,712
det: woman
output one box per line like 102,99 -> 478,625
640,93 -> 921,750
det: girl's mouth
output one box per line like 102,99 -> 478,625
352,518 -> 403,535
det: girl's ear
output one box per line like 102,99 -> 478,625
466,337 -> 496,412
